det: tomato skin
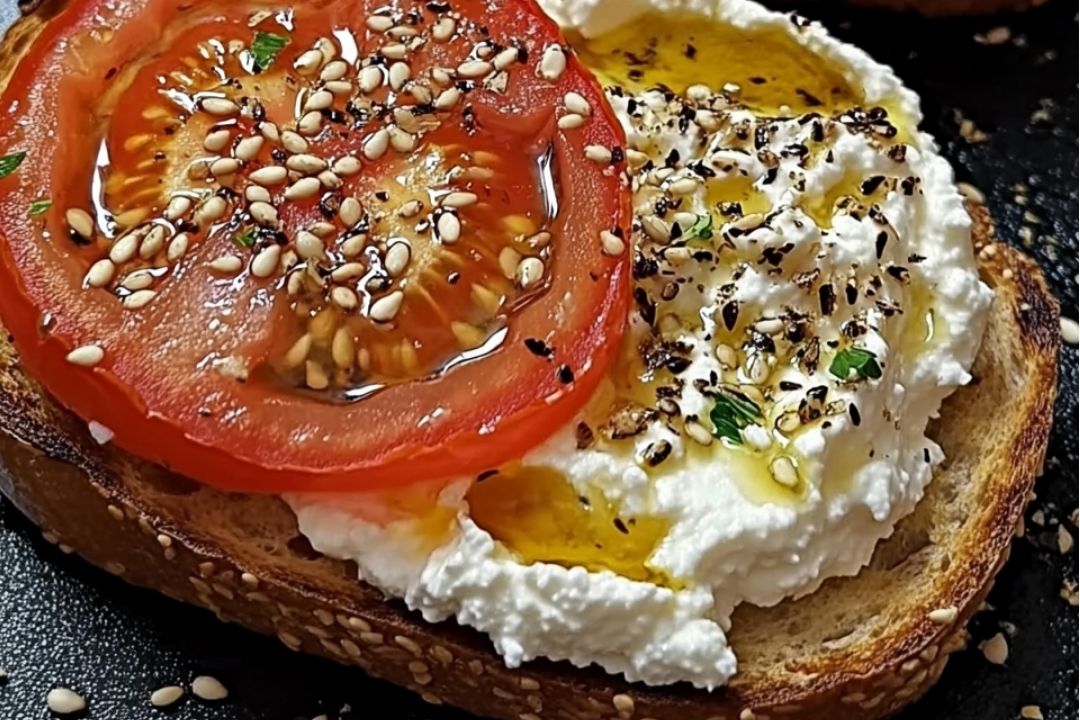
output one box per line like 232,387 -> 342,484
0,0 -> 631,492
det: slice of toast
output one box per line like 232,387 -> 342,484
0,203 -> 1058,720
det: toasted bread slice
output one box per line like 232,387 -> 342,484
0,202 -> 1058,720
0,5 -> 1060,719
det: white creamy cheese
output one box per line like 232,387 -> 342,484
288,0 -> 993,690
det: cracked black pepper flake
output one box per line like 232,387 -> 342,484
524,338 -> 554,359
575,422 -> 595,450
819,283 -> 837,316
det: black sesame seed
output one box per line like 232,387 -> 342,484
849,403 -> 862,426
557,365 -> 575,384
524,338 -> 554,358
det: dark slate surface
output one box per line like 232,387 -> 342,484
0,1 -> 1076,719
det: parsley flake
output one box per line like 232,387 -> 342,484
710,388 -> 763,446
829,347 -> 883,381
232,227 -> 257,248
251,32 -> 290,71
28,199 -> 53,216
688,212 -> 714,241
0,151 -> 27,179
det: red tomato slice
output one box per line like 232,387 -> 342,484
0,0 -> 631,492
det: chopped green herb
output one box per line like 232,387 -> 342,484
250,32 -> 290,71
232,227 -> 257,248
710,388 -> 763,445
829,347 -> 883,381
0,151 -> 27,179
688,212 -> 714,241
28,199 -> 53,216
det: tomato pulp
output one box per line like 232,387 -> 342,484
0,0 -> 631,492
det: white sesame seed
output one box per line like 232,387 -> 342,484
516,257 -> 544,289
437,212 -> 461,243
498,246 -> 521,279
332,156 -> 362,177
325,80 -> 353,96
284,177 -> 322,201
46,688 -> 86,715
457,60 -> 492,78
249,201 -> 279,227
121,269 -> 154,291
191,675 -> 228,702
294,49 -> 325,75
149,686 -> 185,708
298,111 -> 323,136
195,195 -> 229,225
389,25 -> 418,39
1061,317 -> 1079,346
167,233 -> 189,262
754,317 -> 784,336
928,606 -> 959,624
258,122 -> 281,143
320,59 -> 349,82
251,244 -> 281,278
123,289 -> 157,310
306,359 -> 330,390
245,186 -> 272,204
365,14 -> 395,32
331,285 -> 359,310
234,135 -> 264,162
685,420 -> 713,446
286,154 -> 328,175
599,230 -> 625,256
434,87 -> 461,110
331,262 -> 366,282
769,455 -> 799,487
359,65 -> 384,94
640,215 -> 670,243
200,97 -> 239,116
398,199 -> 423,218
370,290 -> 404,322
310,222 -> 336,238
85,258 -> 115,288
363,129 -> 390,160
493,46 -> 520,71
109,232 -> 140,264
584,144 -> 612,164
283,333 -> 313,368
332,327 -> 355,369
384,243 -> 411,277
304,89 -> 335,112
388,126 -> 416,153
295,231 -> 325,260
210,157 -> 241,177
249,166 -> 288,188
1020,706 -> 1045,720
431,67 -> 453,86
557,113 -> 585,130
667,177 -> 699,196
318,170 -> 342,189
209,255 -> 243,274
440,191 -> 477,208
563,91 -> 591,116
164,195 -> 193,221
203,129 -> 231,152
388,62 -> 411,90
980,632 -> 1008,665
66,208 -> 94,239
338,197 -> 363,227
687,83 -> 712,101
431,16 -> 456,41
340,233 -> 367,257
381,43 -> 408,60
280,130 -> 309,155
539,45 -> 566,81
66,344 -> 104,367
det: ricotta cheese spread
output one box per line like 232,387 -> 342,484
288,0 -> 993,689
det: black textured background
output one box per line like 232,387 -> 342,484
0,1 -> 1076,719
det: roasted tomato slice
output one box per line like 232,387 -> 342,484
0,0 -> 631,492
